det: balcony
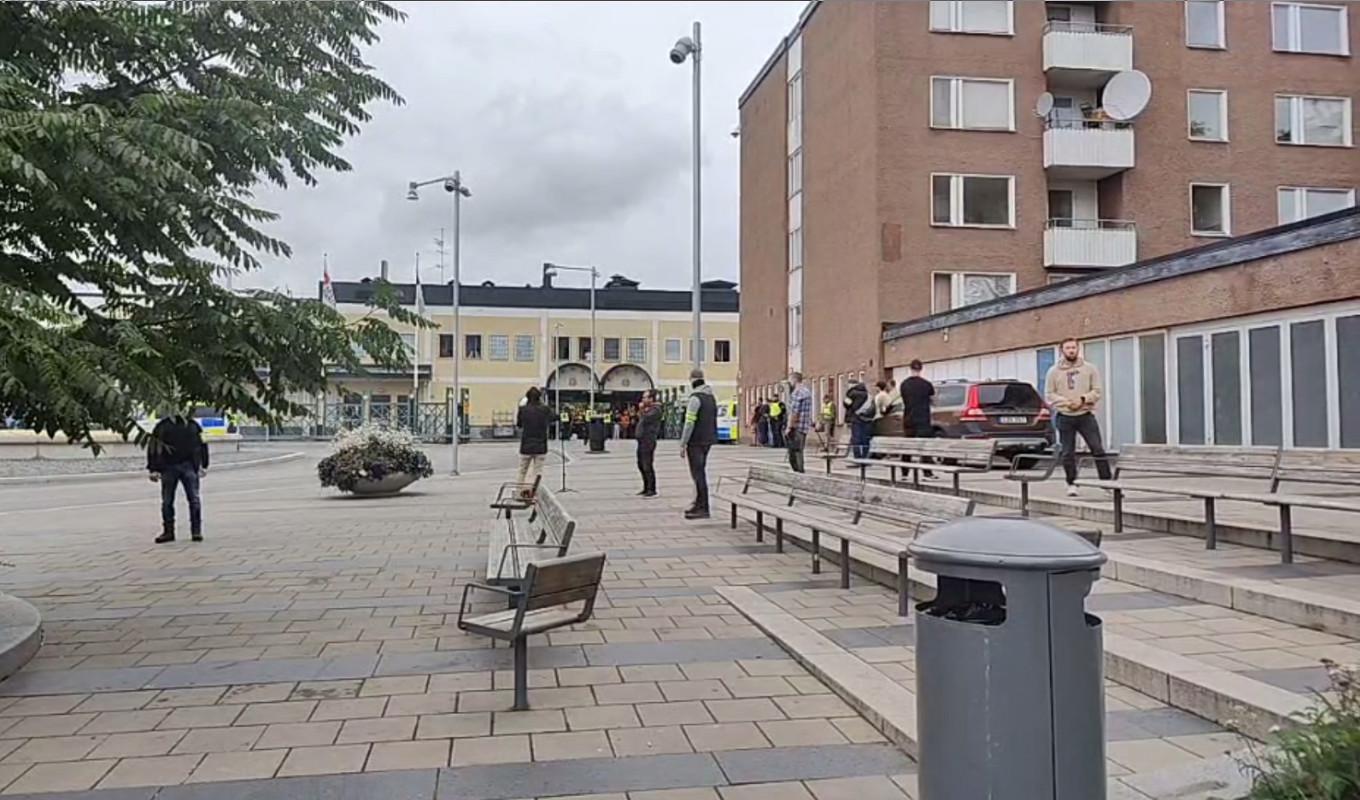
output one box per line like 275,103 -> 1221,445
1043,219 -> 1137,269
1042,21 -> 1133,85
1043,119 -> 1135,179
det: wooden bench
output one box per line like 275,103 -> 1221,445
850,437 -> 997,495
1005,451 -> 1117,517
1073,445 -> 1279,550
489,474 -> 542,519
487,485 -> 575,586
713,466 -> 974,615
1220,449 -> 1360,563
458,552 -> 606,710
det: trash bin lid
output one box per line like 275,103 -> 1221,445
908,517 -> 1107,571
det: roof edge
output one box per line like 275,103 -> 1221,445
737,1 -> 820,109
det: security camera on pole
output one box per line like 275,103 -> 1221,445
671,21 -> 703,371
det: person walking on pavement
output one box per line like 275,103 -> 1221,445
635,389 -> 662,497
148,411 -> 210,544
679,368 -> 718,520
785,372 -> 814,473
1045,337 -> 1114,496
899,360 -> 938,479
515,387 -> 552,495
844,379 -> 874,459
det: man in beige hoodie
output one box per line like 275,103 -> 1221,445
1044,337 -> 1113,496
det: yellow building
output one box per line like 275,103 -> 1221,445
329,273 -> 740,434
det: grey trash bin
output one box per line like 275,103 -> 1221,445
908,517 -> 1107,800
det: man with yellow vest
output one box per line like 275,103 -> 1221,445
768,397 -> 785,448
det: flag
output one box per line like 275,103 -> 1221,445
321,254 -> 337,309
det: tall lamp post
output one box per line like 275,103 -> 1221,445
542,262 -> 599,414
408,171 -> 470,476
671,22 -> 703,370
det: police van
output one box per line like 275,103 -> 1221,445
715,399 -> 740,444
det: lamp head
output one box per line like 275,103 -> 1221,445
670,36 -> 696,64
406,182 -> 419,201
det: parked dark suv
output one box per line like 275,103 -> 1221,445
929,379 -> 1054,456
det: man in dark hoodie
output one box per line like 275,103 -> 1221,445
147,412 -> 210,544
844,379 -> 874,459
635,389 -> 662,497
679,368 -> 718,520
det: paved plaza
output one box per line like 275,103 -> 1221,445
0,440 -> 1353,798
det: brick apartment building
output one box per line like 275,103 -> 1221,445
738,0 -> 1359,421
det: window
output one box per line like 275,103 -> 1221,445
1272,2 -> 1349,55
930,77 -> 1014,131
929,0 -> 1013,35
713,340 -> 733,363
627,337 -> 647,364
554,336 -> 571,362
464,334 -> 482,360
689,339 -> 707,364
931,174 -> 1014,228
1278,187 -> 1356,223
1187,90 -> 1228,141
788,305 -> 803,347
1190,183 -> 1230,236
1048,189 -> 1074,223
1249,327 -> 1283,446
488,334 -> 509,362
438,333 -> 455,358
1339,316 -> 1360,447
931,272 -> 1016,312
1275,95 -> 1351,146
1139,334 -> 1168,444
1177,335 -> 1206,444
1185,0 -> 1225,48
1291,320 -> 1328,446
602,337 -> 621,363
664,338 -> 682,363
1211,331 -> 1242,445
788,150 -> 802,195
514,334 -> 535,362
577,337 -> 593,361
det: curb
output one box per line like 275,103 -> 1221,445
0,452 -> 305,487
0,594 -> 42,683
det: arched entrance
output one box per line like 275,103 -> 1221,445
600,364 -> 654,394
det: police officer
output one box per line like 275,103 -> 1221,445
679,369 -> 718,520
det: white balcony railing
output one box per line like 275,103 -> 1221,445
1043,219 -> 1138,269
1042,21 -> 1134,75
1043,119 -> 1135,178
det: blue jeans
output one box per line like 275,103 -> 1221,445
851,419 -> 874,459
160,461 -> 202,534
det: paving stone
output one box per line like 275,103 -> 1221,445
291,680 -> 364,701
184,749 -> 286,783
491,709 -> 565,735
72,692 -> 159,714
805,775 -> 911,800
679,663 -> 748,681
607,726 -> 694,757
158,768 -> 436,799
583,639 -> 785,667
435,752 -> 724,799
0,667 -> 162,698
96,754 -> 202,789
374,647 -> 586,678
81,710 -> 173,735
629,791 -> 721,800
336,715 -> 417,744
593,682 -> 665,706
255,721 -> 341,750
620,665 -> 686,683
659,681 -> 732,702
157,705 -> 242,730
360,676 -> 430,697
564,704 -> 640,731
774,694 -> 855,719
218,684 -> 296,705
414,712 -> 491,741
3,735 -> 104,764
450,735 -> 531,767
530,730 -> 612,761
366,740 -> 450,771
275,744 -> 371,777
171,725 -> 266,754
556,667 -> 621,687
758,720 -> 849,747
715,744 -> 915,785
6,713 -> 97,738
89,730 -> 189,760
149,688 -> 227,708
2,760 -> 115,794
720,782 -> 816,800
829,717 -> 886,744
234,701 -> 317,726
311,698 -> 388,722
705,698 -> 785,723
683,722 -> 771,752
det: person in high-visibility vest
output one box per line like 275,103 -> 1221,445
768,399 -> 785,448
821,398 -> 837,449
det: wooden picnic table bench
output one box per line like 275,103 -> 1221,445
486,484 -> 576,586
714,465 -> 974,615
458,552 -> 606,710
849,437 -> 997,495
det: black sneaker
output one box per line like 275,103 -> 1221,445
155,524 -> 175,544
191,533 -> 203,542
684,508 -> 710,520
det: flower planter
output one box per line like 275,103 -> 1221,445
348,472 -> 417,496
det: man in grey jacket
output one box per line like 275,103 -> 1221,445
679,368 -> 718,520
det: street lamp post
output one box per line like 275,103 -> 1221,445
407,171 -> 470,476
671,21 -> 703,370
542,262 -> 599,415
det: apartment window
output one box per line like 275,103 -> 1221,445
929,1 -> 1013,35
931,272 -> 1016,313
487,334 -> 509,362
930,77 -> 1014,131
1190,183 -> 1230,236
788,150 -> 802,195
664,338 -> 682,363
1185,0 -> 1225,49
788,227 -> 803,271
626,337 -> 647,364
931,174 -> 1014,228
438,333 -> 455,358
554,336 -> 571,362
788,305 -> 803,348
1278,186 -> 1356,223
577,337 -> 593,362
1272,2 -> 1349,55
602,337 -> 621,363
1187,90 -> 1228,141
514,334 -> 534,362
464,334 -> 482,360
713,340 -> 733,363
1275,95 -> 1352,146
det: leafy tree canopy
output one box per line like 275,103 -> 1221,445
0,0 -> 419,446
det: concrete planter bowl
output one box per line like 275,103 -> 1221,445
347,472 -> 418,496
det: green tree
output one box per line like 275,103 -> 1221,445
0,1 -> 418,446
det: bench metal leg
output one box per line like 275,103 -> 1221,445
897,554 -> 910,617
840,538 -> 851,590
952,474 -> 961,495
859,465 -> 866,481
889,465 -> 897,484
1020,483 -> 1030,518
1279,505 -> 1294,564
912,468 -> 921,490
511,637 -> 530,711
755,511 -> 764,544
826,459 -> 832,476
730,504 -> 737,529
1113,489 -> 1124,534
1204,497 -> 1217,550
811,529 -> 821,574
775,518 -> 784,554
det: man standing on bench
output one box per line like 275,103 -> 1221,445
1045,337 -> 1113,497
680,368 -> 718,520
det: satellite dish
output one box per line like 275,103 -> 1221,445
1034,92 -> 1055,118
1103,70 -> 1151,121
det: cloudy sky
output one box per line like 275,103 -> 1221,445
246,1 -> 805,296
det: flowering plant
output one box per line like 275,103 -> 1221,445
317,423 -> 433,492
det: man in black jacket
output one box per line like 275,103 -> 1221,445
844,380 -> 873,459
516,387 -> 552,496
679,369 -> 718,520
147,413 -> 210,544
635,389 -> 662,497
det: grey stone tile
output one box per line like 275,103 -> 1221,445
751,581 -> 840,594
1086,592 -> 1194,612
606,587 -> 715,599
146,656 -> 380,689
156,769 -> 438,799
822,629 -> 890,649
289,595 -> 447,612
134,600 -> 294,619
1245,667 -> 1334,695
435,752 -> 725,799
1216,562 -> 1360,579
1,790 -> 157,800
0,666 -> 164,696
612,546 -> 770,558
714,744 -> 915,785
1109,708 -> 1223,738
374,645 -> 587,677
584,639 -> 786,667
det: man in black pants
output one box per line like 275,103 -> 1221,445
147,412 -> 210,543
899,359 -> 937,479
679,368 -> 718,520
635,389 -> 662,497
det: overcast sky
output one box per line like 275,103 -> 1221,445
246,0 -> 804,296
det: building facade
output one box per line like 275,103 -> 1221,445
739,0 -> 1358,416
328,275 -> 739,433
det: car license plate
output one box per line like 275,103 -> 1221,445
999,416 -> 1028,424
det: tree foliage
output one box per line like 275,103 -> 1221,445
0,1 -> 417,446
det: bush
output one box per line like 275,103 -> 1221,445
1245,660 -> 1359,800
317,424 -> 433,492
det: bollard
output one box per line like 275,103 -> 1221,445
908,518 -> 1107,800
